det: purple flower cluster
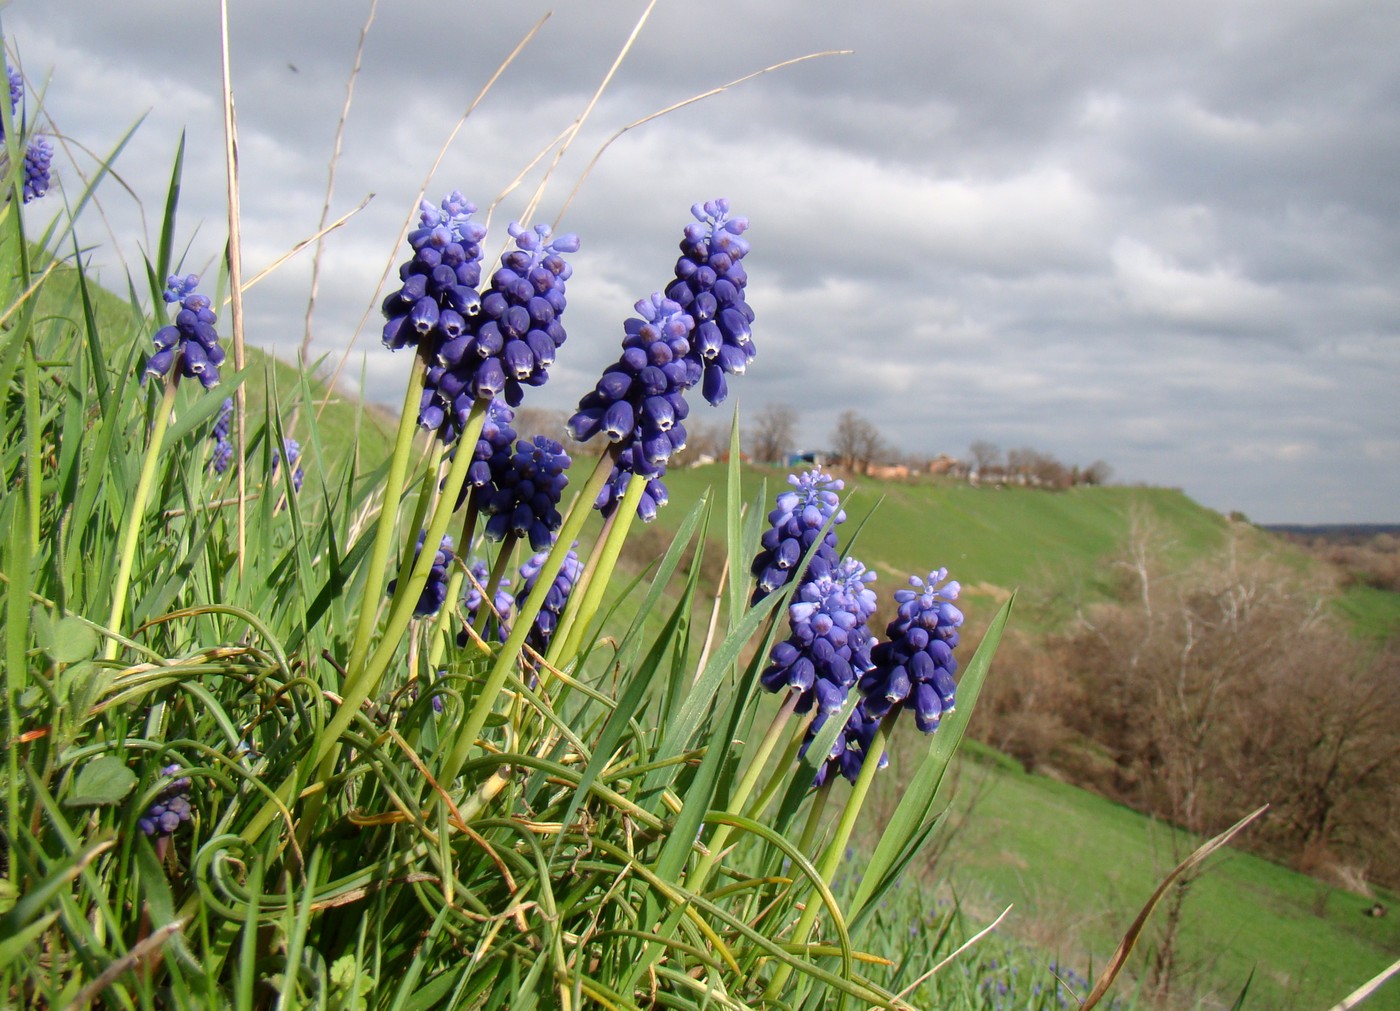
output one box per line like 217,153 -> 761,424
382,192 -> 485,356
568,294 -> 695,521
22,134 -> 51,203
138,764 -> 192,837
272,439 -> 304,493
750,468 -> 846,605
760,557 -> 878,716
664,199 -> 754,406
480,436 -> 571,550
388,533 -> 455,617
517,545 -> 584,654
860,569 -> 963,733
391,196 -> 579,440
457,399 -> 517,507
801,697 -> 888,787
144,274 -> 224,389
210,397 -> 233,473
4,66 -> 21,128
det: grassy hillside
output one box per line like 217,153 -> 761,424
917,744 -> 1400,1010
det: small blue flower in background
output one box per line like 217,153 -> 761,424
750,467 -> 846,605
272,438 -> 304,492
22,135 -> 52,203
209,397 -> 234,473
517,544 -> 584,654
388,533 -> 455,617
860,568 -> 963,733
4,65 -> 22,122
480,435 -> 571,550
666,199 -> 754,406
138,764 -> 193,837
459,559 -> 516,645
144,274 -> 225,389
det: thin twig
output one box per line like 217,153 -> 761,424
302,0 -> 378,362
555,49 -> 853,227
319,15 -> 549,418
1328,956 -> 1400,1011
218,0 -> 248,574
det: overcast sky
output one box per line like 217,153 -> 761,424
7,0 -> 1399,523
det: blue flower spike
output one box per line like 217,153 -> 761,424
143,274 -> 225,389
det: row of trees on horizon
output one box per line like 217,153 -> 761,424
510,402 -> 1114,489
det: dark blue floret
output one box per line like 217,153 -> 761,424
859,569 -> 963,733
209,398 -> 234,473
382,191 -> 486,356
516,545 -> 584,654
418,218 -> 579,438
138,764 -> 193,837
665,199 -> 754,406
451,398 -> 518,511
272,439 -> 305,493
22,135 -> 52,203
458,559 -> 516,645
568,294 -> 695,522
760,556 -> 878,718
480,435 -> 571,550
750,468 -> 846,605
143,274 -> 225,389
388,533 -> 455,617
801,697 -> 888,787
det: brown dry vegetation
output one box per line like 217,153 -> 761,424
974,517 -> 1400,893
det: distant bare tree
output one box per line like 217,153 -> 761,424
671,419 -> 728,466
748,403 -> 798,464
1081,459 -> 1113,486
831,410 -> 883,474
968,440 -> 1001,475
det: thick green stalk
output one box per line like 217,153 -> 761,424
103,376 -> 180,662
763,713 -> 895,1000
548,471 -> 645,663
347,355 -> 427,674
427,448 -> 614,812
472,533 -> 517,637
744,713 -> 812,822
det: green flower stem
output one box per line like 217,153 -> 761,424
427,565 -> 468,672
426,448 -> 615,815
548,472 -> 646,664
358,402 -> 487,704
387,437 -> 446,608
347,356 -> 427,675
102,376 -> 180,662
687,688 -> 801,898
744,711 -> 812,822
541,506 -> 614,670
237,401 -> 487,851
472,533 -> 518,637
795,778 -> 833,859
763,711 -> 895,1000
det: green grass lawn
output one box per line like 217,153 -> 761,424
911,745 -> 1400,1010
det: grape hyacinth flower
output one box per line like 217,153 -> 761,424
272,439 -> 304,492
479,435 -> 572,550
453,398 -> 517,510
458,559 -> 516,646
860,569 -> 964,733
665,199 -> 754,406
22,135 -> 52,203
750,468 -> 846,605
387,533 -> 455,617
143,274 -> 225,389
419,219 -> 580,438
516,545 -> 583,654
209,398 -> 234,474
382,191 -> 486,357
568,294 -> 696,521
800,696 -> 888,787
760,556 -> 879,717
137,764 -> 193,837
